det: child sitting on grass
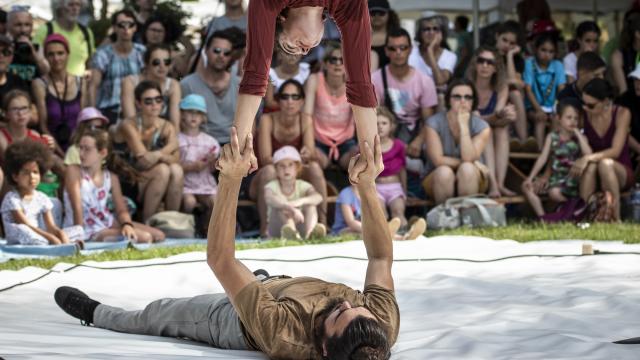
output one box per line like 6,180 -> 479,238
522,99 -> 592,217
1,141 -> 82,246
264,146 -> 325,240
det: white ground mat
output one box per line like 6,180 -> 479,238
1,235 -> 640,359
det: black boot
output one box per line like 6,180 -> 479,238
54,286 -> 100,326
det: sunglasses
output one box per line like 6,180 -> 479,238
477,56 -> 496,66
116,21 -> 136,30
327,56 -> 343,65
421,26 -> 441,33
279,93 -> 302,101
369,10 -> 388,17
211,47 -> 232,56
142,96 -> 164,105
582,101 -> 598,109
0,48 -> 13,57
386,45 -> 410,52
151,58 -> 171,67
450,94 -> 474,102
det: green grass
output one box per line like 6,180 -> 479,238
1,223 -> 638,271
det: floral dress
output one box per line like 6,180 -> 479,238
548,131 -> 581,197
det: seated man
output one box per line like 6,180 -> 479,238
54,128 -> 399,359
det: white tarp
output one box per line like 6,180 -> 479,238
2,236 -> 640,359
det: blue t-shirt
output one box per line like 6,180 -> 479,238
523,57 -> 566,112
331,186 -> 362,234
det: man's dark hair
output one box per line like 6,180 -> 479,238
385,27 -> 411,47
5,140 -> 51,186
205,29 -> 236,50
111,8 -> 136,26
455,15 -> 469,30
577,51 -> 606,72
583,78 -> 614,101
445,78 -> 479,110
323,316 -> 391,360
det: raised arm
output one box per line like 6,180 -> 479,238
348,136 -> 394,291
207,127 -> 257,304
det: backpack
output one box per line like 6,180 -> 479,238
583,191 -> 616,223
426,195 -> 507,230
146,211 -> 195,238
46,21 -> 92,57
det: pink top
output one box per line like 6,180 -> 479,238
313,73 -> 354,160
379,139 -> 406,177
240,0 -> 377,108
179,132 -> 221,195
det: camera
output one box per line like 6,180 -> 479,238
14,41 -> 31,56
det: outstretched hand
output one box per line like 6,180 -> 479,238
348,135 -> 384,186
216,127 -> 254,179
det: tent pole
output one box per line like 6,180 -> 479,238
473,0 -> 480,48
592,0 -> 598,22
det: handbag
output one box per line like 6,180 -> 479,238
426,195 -> 507,230
146,211 -> 195,238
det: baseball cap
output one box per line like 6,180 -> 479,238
629,64 -> 640,80
272,146 -> 302,164
368,0 -> 390,12
180,94 -> 207,113
77,107 -> 109,125
44,33 -> 70,53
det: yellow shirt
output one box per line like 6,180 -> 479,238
33,21 -> 95,76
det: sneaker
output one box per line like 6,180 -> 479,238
54,286 -> 100,326
281,224 -> 301,240
253,269 -> 270,281
387,217 -> 401,237
307,223 -> 327,240
403,218 -> 427,240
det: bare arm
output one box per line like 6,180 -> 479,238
64,164 -> 84,226
257,114 -> 273,166
42,210 -> 70,244
207,128 -> 257,304
303,74 -> 318,115
289,187 -> 323,207
611,50 -> 628,95
458,114 -> 490,162
168,80 -> 182,131
32,78 -> 49,135
525,84 -> 544,114
264,82 -> 278,109
89,69 -> 103,107
341,203 -> 362,232
10,209 -> 61,244
120,76 -> 136,120
526,134 -> 552,180
426,45 -> 452,86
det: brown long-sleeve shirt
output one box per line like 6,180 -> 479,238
240,0 -> 377,108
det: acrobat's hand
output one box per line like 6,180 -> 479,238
348,135 -> 383,186
216,127 -> 254,179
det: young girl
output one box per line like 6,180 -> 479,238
563,21 -> 600,83
522,99 -> 592,217
376,107 -> 427,238
64,107 -> 110,167
63,129 -> 165,243
1,141 -> 81,246
524,33 -> 567,150
264,146 -> 325,240
178,94 -> 220,230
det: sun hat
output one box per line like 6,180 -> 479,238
179,94 -> 207,113
77,107 -> 109,125
629,63 -> 640,80
272,146 -> 302,164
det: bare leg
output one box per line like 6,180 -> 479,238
510,89 -> 528,142
429,166 -> 455,204
457,162 -> 481,196
388,197 -> 407,227
196,194 -> 216,235
301,161 -> 327,225
548,187 -> 568,203
302,204 -> 318,239
597,159 -> 628,220
315,147 -> 330,169
580,163 -> 598,201
165,163 -> 184,212
521,182 -> 545,217
182,193 -> 197,213
139,164 -> 170,221
483,133 -> 501,198
338,146 -> 359,170
494,126 -> 516,196
249,165 -> 277,237
534,115 -> 547,151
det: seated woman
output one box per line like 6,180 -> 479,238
467,46 -> 518,197
32,34 -> 88,152
249,79 -> 327,237
112,80 -> 183,221
121,44 -> 181,130
574,78 -> 634,220
421,78 -> 492,205
303,43 -> 357,170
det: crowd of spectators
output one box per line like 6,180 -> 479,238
0,0 -> 639,246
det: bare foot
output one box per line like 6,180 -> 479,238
488,188 -> 501,198
499,186 -> 517,197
